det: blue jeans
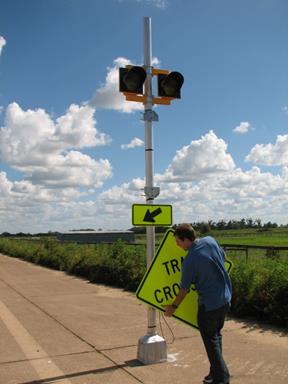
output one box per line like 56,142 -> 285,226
198,302 -> 230,384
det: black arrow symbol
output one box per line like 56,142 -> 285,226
143,207 -> 162,223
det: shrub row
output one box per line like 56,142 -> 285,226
0,238 -> 287,327
0,238 -> 146,291
230,257 -> 288,327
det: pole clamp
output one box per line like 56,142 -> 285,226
144,186 -> 160,199
141,110 -> 159,122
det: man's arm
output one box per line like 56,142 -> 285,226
164,288 -> 189,317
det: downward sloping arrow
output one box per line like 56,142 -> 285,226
143,207 -> 162,223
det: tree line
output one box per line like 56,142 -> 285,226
1,218 -> 286,237
192,218 -> 281,232
130,218 -> 286,235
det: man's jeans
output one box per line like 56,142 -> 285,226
198,302 -> 230,384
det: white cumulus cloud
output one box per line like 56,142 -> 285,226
55,103 -> 111,148
233,121 -> 251,134
95,132 -> 288,229
2,128 -> 288,232
0,36 -> 6,55
0,103 -> 112,189
97,159 -> 288,229
245,134 -> 288,166
121,137 -> 144,150
159,130 -> 235,182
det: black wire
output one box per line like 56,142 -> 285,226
158,312 -> 175,344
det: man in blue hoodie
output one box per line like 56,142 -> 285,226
164,223 -> 232,384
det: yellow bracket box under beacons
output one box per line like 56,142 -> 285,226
123,92 -> 147,103
123,92 -> 173,105
152,68 -> 170,75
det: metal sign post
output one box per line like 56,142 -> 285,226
137,16 -> 168,365
119,16 -> 183,365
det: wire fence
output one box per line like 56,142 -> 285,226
118,242 -> 288,261
221,244 -> 288,261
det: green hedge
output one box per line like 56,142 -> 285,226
0,238 -> 146,291
230,257 -> 288,327
0,238 -> 287,327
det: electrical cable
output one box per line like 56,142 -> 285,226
158,311 -> 175,344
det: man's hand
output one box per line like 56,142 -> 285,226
164,305 -> 176,317
163,288 -> 188,317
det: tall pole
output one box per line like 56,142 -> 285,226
144,16 -> 156,337
137,16 -> 167,365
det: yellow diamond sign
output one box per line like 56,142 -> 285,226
132,204 -> 172,226
136,229 -> 233,329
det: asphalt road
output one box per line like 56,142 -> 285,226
0,253 -> 287,384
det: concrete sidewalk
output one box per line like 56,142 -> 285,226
0,253 -> 287,384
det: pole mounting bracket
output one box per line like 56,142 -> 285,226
144,186 -> 160,200
141,110 -> 159,122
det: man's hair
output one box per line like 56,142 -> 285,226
173,223 -> 196,242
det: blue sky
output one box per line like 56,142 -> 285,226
0,0 -> 287,233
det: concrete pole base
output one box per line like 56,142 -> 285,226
137,333 -> 168,365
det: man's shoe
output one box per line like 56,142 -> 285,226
209,381 -> 230,384
203,378 -> 230,384
203,374 -> 213,384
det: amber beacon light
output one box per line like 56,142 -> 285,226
119,66 -> 147,94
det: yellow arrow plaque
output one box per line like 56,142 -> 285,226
132,204 -> 172,226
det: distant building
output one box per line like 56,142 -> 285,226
57,231 -> 135,244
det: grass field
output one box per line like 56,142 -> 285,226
137,227 -> 288,247
136,227 -> 288,261
211,227 -> 288,247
